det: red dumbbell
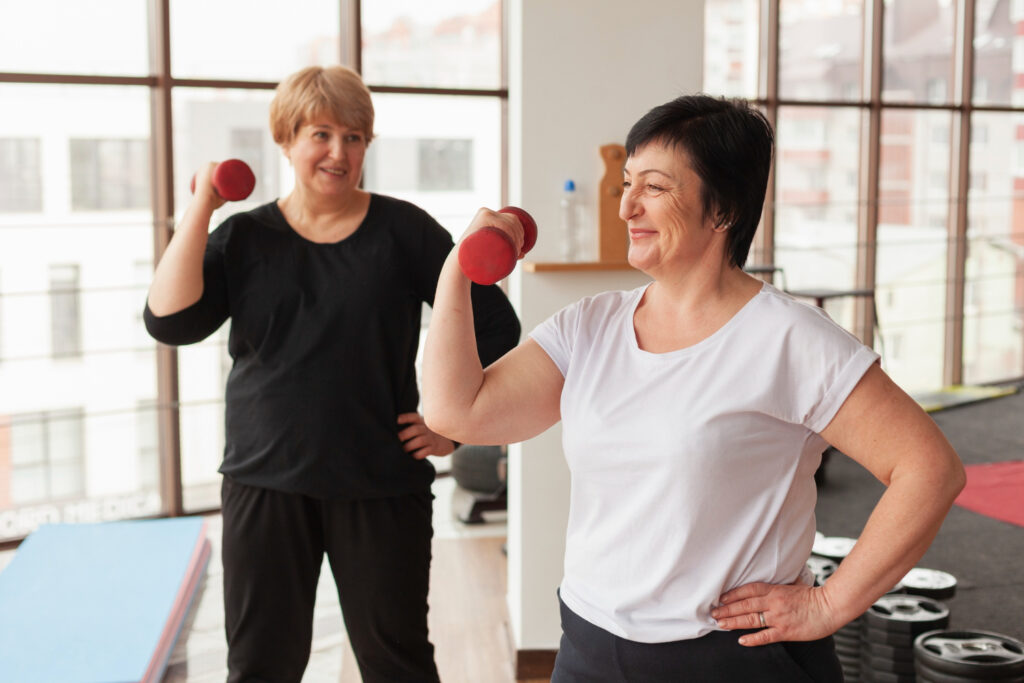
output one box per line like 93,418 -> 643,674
458,207 -> 538,285
190,159 -> 256,201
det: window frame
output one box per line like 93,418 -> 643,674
0,0 -> 508,537
744,0 -> 1018,387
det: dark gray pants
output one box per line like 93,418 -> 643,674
221,477 -> 440,683
552,594 -> 843,682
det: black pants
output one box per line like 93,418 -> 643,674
552,594 -> 843,683
221,477 -> 440,683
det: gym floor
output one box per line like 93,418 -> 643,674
814,383 -> 1024,642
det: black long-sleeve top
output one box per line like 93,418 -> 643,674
144,195 -> 521,499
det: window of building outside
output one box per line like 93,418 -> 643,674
0,1 -> 505,540
704,0 -> 1024,394
69,139 -> 150,211
0,138 -> 43,213
49,265 -> 82,359
9,410 -> 85,506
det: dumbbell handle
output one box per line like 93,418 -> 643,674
457,207 -> 538,285
190,159 -> 256,202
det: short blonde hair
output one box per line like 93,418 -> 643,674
269,65 -> 375,146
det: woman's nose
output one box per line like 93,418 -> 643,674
619,186 -> 640,222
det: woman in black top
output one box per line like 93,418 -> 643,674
145,65 -> 520,683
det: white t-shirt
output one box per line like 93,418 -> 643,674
529,282 -> 879,643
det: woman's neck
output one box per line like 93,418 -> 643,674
278,188 -> 370,243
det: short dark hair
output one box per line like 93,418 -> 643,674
624,94 -> 774,269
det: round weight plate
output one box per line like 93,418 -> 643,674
913,657 -> 1017,683
813,535 -> 857,561
862,641 -> 915,662
835,631 -> 863,649
861,670 -> 917,683
865,625 -> 920,647
901,567 -> 957,601
863,652 -> 917,675
914,629 -> 1024,679
807,555 -> 838,584
865,595 -> 950,635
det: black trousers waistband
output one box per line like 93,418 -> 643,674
551,594 -> 843,683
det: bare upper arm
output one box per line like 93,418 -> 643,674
820,362 -> 961,486
457,338 -> 564,446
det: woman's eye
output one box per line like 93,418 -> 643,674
313,131 -> 329,140
344,134 -> 363,143
622,180 -> 632,189
646,184 -> 665,193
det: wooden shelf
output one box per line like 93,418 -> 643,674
522,260 -> 634,272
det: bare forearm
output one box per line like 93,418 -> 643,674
147,202 -> 216,315
422,252 -> 485,438
819,455 -> 965,623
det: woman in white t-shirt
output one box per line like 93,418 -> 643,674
422,95 -> 965,682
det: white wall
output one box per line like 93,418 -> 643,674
505,0 -> 705,652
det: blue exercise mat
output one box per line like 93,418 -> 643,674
0,517 -> 210,683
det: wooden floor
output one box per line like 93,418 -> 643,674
340,535 -> 550,683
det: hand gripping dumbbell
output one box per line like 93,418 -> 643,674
190,159 -> 256,201
458,207 -> 538,285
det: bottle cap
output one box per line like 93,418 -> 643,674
564,179 -> 576,192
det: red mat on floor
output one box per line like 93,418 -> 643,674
954,461 -> 1024,528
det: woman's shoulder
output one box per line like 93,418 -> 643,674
549,287 -> 644,329
752,282 -> 865,344
368,193 -> 436,223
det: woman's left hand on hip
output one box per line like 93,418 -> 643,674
711,582 -> 840,646
398,412 -> 456,459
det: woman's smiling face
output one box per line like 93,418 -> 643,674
620,142 -> 719,275
284,117 -> 368,198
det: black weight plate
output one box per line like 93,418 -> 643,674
836,642 -> 861,658
901,567 -> 957,601
861,670 -> 917,683
866,595 -> 950,635
914,629 -> 1024,678
839,634 -> 864,651
865,626 -> 920,647
915,657 -> 1024,683
862,652 -> 917,675
861,640 -> 915,662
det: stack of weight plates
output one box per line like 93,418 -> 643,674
914,630 -> 1024,682
901,568 -> 957,601
811,534 -> 861,679
835,615 -> 866,681
861,595 -> 951,683
807,555 -> 838,586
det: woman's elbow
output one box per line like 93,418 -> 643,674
423,407 -> 462,443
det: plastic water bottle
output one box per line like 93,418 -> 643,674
560,179 -> 583,261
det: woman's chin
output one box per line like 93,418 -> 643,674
627,245 -> 655,272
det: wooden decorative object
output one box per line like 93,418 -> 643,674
598,143 -> 629,262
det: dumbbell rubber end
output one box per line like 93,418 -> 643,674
189,159 -> 256,201
458,227 -> 517,285
213,159 -> 256,201
498,206 -> 537,256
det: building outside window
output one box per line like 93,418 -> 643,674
0,138 -> 43,213
8,410 -> 85,506
70,139 -> 149,211
49,264 -> 81,359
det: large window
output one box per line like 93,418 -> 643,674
0,2 -> 506,541
705,0 -> 1024,393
